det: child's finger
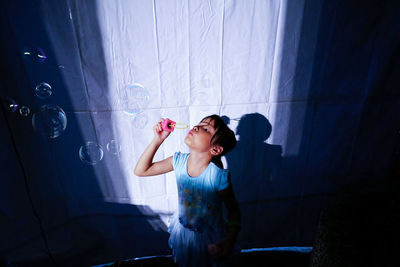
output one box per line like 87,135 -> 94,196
157,119 -> 164,130
154,123 -> 161,133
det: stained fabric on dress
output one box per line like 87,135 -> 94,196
168,152 -> 230,266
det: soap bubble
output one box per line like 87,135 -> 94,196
32,105 -> 67,139
106,140 -> 121,155
123,101 -> 140,115
123,83 -> 149,115
19,106 -> 30,117
10,104 -> 19,113
79,142 -> 104,165
4,98 -> 19,112
3,98 -> 31,116
34,82 -> 52,99
22,47 -> 47,64
132,112 -> 148,129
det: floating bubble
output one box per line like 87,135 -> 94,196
22,47 -> 47,64
106,140 -> 121,155
123,102 -> 140,115
123,83 -> 150,115
32,105 -> 67,139
10,104 -> 19,113
3,98 -> 19,112
34,82 -> 52,99
127,84 -> 150,103
19,106 -> 30,117
79,142 -> 104,165
37,50 -> 47,63
132,112 -> 148,129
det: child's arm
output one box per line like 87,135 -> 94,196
218,184 -> 241,242
209,183 -> 241,259
134,119 -> 173,177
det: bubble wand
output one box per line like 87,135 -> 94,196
161,118 -> 188,132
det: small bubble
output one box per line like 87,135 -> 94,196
79,142 -> 104,165
4,98 -> 19,112
34,82 -> 52,99
133,112 -> 148,129
123,83 -> 150,115
19,106 -> 30,117
106,140 -> 121,155
22,47 -> 47,64
10,104 -> 19,112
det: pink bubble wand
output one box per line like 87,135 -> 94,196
161,118 -> 188,132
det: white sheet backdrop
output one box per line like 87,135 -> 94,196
2,0 -> 398,265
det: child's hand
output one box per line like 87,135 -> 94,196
153,118 -> 171,142
207,239 -> 234,260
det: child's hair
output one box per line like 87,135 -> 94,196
200,114 -> 237,168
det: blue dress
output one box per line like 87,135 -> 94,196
168,152 -> 231,266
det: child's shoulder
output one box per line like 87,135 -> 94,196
208,164 -> 230,191
209,161 -> 229,176
173,151 -> 189,167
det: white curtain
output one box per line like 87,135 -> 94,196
2,0 -> 397,264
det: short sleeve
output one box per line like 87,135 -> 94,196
172,152 -> 189,175
172,152 -> 181,170
217,170 -> 230,191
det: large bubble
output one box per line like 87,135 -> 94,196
32,105 -> 67,139
34,82 -> 53,99
79,142 -> 104,165
123,83 -> 149,115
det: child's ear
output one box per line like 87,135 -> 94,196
211,145 -> 223,156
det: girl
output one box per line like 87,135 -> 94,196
134,115 -> 241,266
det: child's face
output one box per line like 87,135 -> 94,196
184,118 -> 217,153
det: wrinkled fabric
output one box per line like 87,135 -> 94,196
1,0 -> 399,265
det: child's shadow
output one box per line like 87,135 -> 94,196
225,113 -> 282,203
224,113 -> 284,248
